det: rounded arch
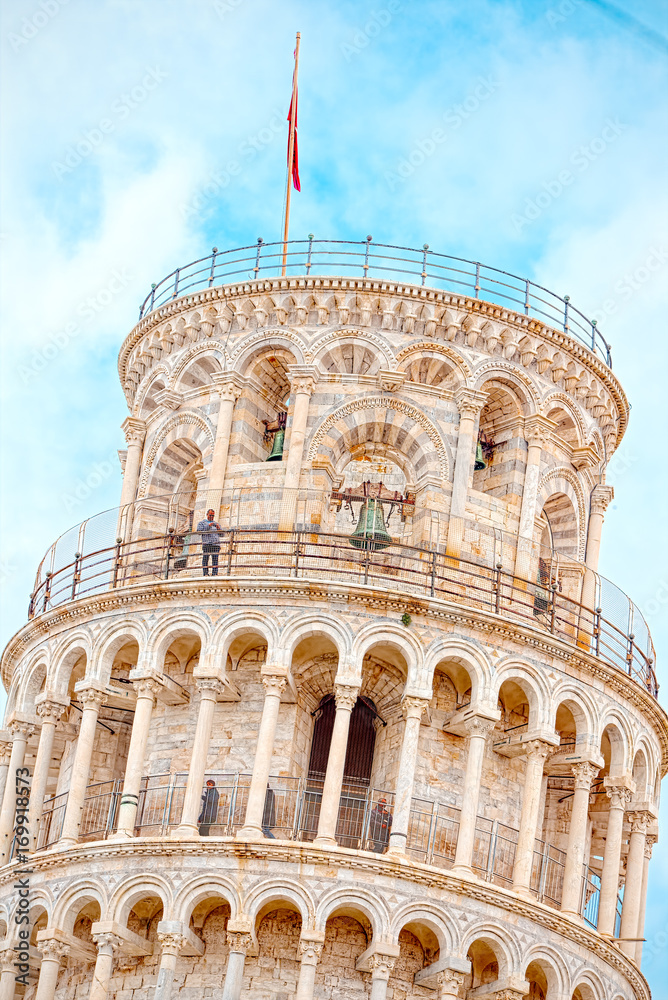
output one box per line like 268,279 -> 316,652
147,613 -> 212,666
279,613 -> 353,670
472,363 -> 540,414
307,396 -> 450,485
597,712 -> 632,775
352,623 -> 423,689
396,341 -> 471,386
170,345 -> 225,389
210,611 -> 280,670
522,943 -> 570,998
425,638 -> 493,706
537,469 -> 586,560
90,621 -> 147,686
492,658 -> 551,730
309,329 -> 395,375
134,364 -> 170,417
52,881 -> 107,934
389,902 -> 457,955
245,878 -> 315,931
549,686 -> 598,748
315,886 -> 389,938
232,330 -> 306,372
108,874 -> 172,925
138,412 -> 215,498
173,874 -> 240,925
631,747 -> 649,799
542,392 -> 587,449
570,967 -> 607,1000
16,652 -> 48,713
460,921 -> 521,981
50,634 -> 92,696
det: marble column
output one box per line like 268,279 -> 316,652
279,367 -> 318,530
0,742 -> 11,816
221,930 -> 252,1000
154,931 -> 186,1000
579,485 -> 614,643
29,701 -> 65,851
597,783 -> 632,936
388,696 -> 428,852
560,761 -> 598,916
34,939 -> 69,1000
514,416 -> 555,582
0,948 -> 15,1000
446,388 -> 487,557
636,834 -> 656,964
295,938 -> 324,1000
118,417 -> 146,534
0,722 -> 35,863
512,740 -> 550,894
208,375 -> 244,504
176,678 -> 224,836
89,932 -> 122,1000
314,683 -> 360,849
237,675 -> 287,839
619,811 -> 652,957
112,678 -> 161,838
437,969 -> 466,998
369,953 -> 396,1000
57,686 -> 106,849
451,716 -> 496,875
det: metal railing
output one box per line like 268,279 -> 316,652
35,770 -> 620,924
135,239 -> 612,365
28,527 -> 658,696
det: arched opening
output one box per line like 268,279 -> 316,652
467,937 -> 500,990
120,894 -> 164,986
54,899 -> 101,993
525,959 -> 548,999
189,894 -> 230,970
399,348 -> 460,390
472,384 -> 525,505
320,907 -> 371,993
255,903 -> 302,989
175,354 -> 221,390
230,347 -> 295,466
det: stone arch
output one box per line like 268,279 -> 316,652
307,396 -> 450,484
210,611 -> 279,671
570,967 -> 606,1000
522,944 -> 570,999
134,364 -> 170,418
138,412 -> 215,497
309,329 -> 395,375
542,392 -> 587,449
148,613 -> 212,667
170,345 -> 225,390
492,658 -> 551,730
17,653 -> 48,713
537,469 -> 586,560
631,747 -> 649,800
352,623 -> 423,689
598,714 -> 631,775
460,921 -> 519,983
549,686 -> 598,750
424,638 -> 493,707
633,735 -> 659,800
90,621 -> 146,686
232,330 -> 306,372
396,341 -> 471,386
52,881 -> 107,934
50,635 -> 91,697
109,874 -> 172,925
280,613 -> 354,670
473,362 -> 540,414
389,902 -> 457,955
173,874 -> 240,925
315,886 -> 389,938
245,878 -> 315,930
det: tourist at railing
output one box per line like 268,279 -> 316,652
196,508 -> 222,576
369,797 -> 393,852
197,778 -> 219,835
262,783 -> 276,839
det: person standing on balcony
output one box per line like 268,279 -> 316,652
369,797 -> 392,852
198,779 -> 219,835
197,509 -> 222,576
262,783 -> 276,838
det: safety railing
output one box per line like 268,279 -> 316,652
135,239 -> 612,365
33,770 -> 618,924
28,527 -> 658,696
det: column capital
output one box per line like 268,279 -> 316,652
522,739 -> 552,763
644,833 -> 658,859
157,931 -> 186,956
298,937 -> 324,966
571,760 -> 599,789
39,937 -> 70,961
401,695 -> 429,721
590,483 -> 615,517
261,674 -> 287,698
454,386 -> 487,419
0,947 -> 15,969
604,781 -> 634,811
132,677 -> 162,701
523,414 -> 557,447
227,930 -> 252,955
92,931 -> 123,954
121,416 -> 147,447
334,682 -> 360,712
196,676 -> 226,699
368,951 -> 396,980
462,714 -> 496,740
211,371 -> 247,402
629,810 -> 654,835
7,720 -> 35,741
436,968 -> 466,995
35,695 -> 69,724
287,364 -> 319,395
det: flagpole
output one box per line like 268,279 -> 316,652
281,31 -> 300,276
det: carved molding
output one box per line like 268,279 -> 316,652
137,411 -> 215,497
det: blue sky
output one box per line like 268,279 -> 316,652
1,0 -> 667,987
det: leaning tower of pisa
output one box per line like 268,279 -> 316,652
0,239 -> 665,1000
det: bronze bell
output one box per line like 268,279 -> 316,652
349,498 -> 392,550
266,428 -> 285,462
474,438 -> 487,471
